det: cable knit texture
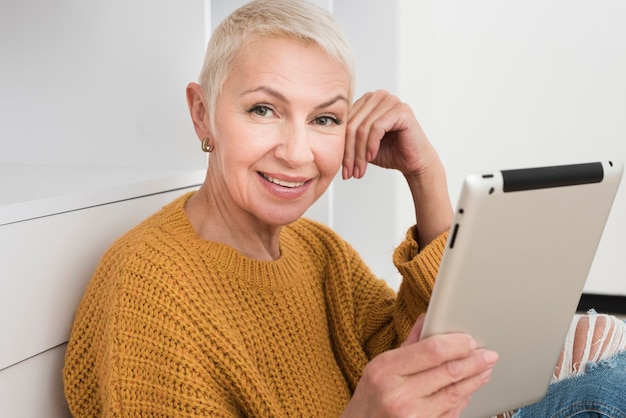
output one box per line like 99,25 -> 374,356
63,192 -> 447,417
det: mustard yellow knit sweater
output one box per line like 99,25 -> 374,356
64,192 -> 446,417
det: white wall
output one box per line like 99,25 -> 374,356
398,0 -> 626,295
209,0 -> 626,295
4,0 -> 622,295
0,0 -> 207,169
332,1 -> 408,289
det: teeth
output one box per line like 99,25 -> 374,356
262,173 -> 306,188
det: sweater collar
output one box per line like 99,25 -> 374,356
161,192 -> 311,292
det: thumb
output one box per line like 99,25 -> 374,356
402,313 -> 426,347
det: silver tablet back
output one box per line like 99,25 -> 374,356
421,161 -> 623,418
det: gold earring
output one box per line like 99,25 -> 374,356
201,137 -> 214,153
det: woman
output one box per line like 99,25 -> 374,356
64,1 -> 626,417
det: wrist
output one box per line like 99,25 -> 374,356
404,158 -> 453,248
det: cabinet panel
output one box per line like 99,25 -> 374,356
0,187 -> 196,371
0,345 -> 70,418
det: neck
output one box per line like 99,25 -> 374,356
184,184 -> 282,261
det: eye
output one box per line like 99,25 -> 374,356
247,104 -> 275,118
313,115 -> 342,126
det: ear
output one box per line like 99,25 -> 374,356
186,82 -> 212,140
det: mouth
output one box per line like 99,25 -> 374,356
259,172 -> 308,188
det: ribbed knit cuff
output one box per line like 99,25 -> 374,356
394,226 -> 447,275
393,227 -> 448,329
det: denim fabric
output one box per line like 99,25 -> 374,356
513,349 -> 626,418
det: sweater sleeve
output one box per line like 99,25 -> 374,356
393,227 -> 448,339
324,223 -> 447,387
63,254 -> 242,418
356,228 -> 447,355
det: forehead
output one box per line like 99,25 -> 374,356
227,36 -> 351,98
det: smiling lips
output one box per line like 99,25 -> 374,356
260,172 -> 308,188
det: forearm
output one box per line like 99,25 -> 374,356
404,155 -> 453,249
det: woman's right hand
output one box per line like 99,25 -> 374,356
341,316 -> 498,418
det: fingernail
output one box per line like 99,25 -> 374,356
468,336 -> 478,350
342,166 -> 348,180
353,167 -> 360,179
480,368 -> 493,382
483,350 -> 499,365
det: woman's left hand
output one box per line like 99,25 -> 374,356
342,90 -> 436,180
342,90 -> 453,247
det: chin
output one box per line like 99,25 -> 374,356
259,206 -> 308,227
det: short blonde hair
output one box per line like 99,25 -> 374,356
199,0 -> 355,122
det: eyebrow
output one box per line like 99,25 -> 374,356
316,94 -> 350,110
242,86 -> 349,110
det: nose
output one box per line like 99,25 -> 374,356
274,121 -> 315,167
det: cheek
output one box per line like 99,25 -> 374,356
314,137 -> 345,178
215,123 -> 266,169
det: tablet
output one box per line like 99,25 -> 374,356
420,160 -> 623,418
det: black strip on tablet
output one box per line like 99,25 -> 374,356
449,223 -> 460,249
501,162 -> 604,192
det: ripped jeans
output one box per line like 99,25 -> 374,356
513,312 -> 626,418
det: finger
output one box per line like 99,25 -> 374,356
397,355 -> 493,418
381,333 -> 478,376
344,92 -> 376,178
401,313 -> 426,347
439,396 -> 472,418
350,92 -> 398,177
342,92 -> 372,178
429,363 -> 494,416
406,334 -> 479,375
344,90 -> 397,178
354,98 -> 416,176
407,349 -> 498,398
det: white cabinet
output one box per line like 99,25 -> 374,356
1,0 -> 209,415
0,165 -> 204,417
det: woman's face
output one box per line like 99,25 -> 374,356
208,37 -> 351,226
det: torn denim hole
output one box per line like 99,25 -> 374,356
554,310 -> 626,382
